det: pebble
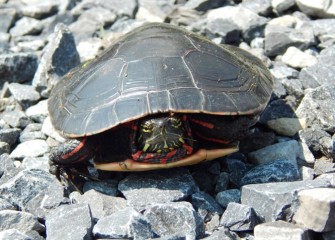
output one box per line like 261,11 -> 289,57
266,117 -> 306,137
7,83 -> 40,109
254,220 -> 312,240
93,207 -> 154,239
118,168 -> 199,206
282,46 -> 318,69
9,17 -> 42,37
293,188 -> 335,232
45,203 -> 93,240
220,202 -> 259,231
144,201 -> 205,239
241,179 -> 332,222
10,139 -> 49,159
240,159 -> 300,185
0,128 -> 21,146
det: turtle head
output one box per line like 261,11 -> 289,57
137,115 -> 186,153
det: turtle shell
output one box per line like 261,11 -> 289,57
48,23 -> 273,138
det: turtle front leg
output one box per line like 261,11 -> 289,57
50,137 -> 96,165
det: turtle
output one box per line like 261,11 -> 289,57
48,22 -> 273,172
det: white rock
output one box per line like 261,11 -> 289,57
282,46 -> 318,68
10,139 -> 49,159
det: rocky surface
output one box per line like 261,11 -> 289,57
0,0 -> 334,239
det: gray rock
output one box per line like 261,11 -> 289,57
215,172 -> 229,192
25,99 -> 48,123
311,19 -> 335,44
248,140 -> 301,165
200,227 -> 240,240
298,127 -> 332,154
270,65 -> 299,80
299,46 -> 335,88
296,0 -> 335,18
323,231 -> 335,240
266,117 -> 305,136
93,207 -> 154,239
0,154 -> 16,182
296,84 -> 335,133
0,210 -> 44,235
215,189 -> 241,208
293,188 -> 335,232
220,202 -> 259,231
137,0 -> 175,22
241,0 -> 272,16
264,23 -> 315,56
314,158 -> 335,176
241,159 -> 300,185
272,0 -> 296,14
9,17 -> 42,37
19,123 -> 46,142
32,23 -> 80,97
184,0 -> 226,11
0,169 -> 65,219
0,142 -> 10,155
222,158 -> 251,188
204,17 -> 240,43
191,191 -> 223,220
259,99 -> 296,124
316,173 -> 335,187
46,203 -> 93,240
282,46 -> 318,69
118,168 -> 199,206
206,6 -> 268,41
0,8 -> 17,33
0,229 -> 32,240
0,128 -> 20,146
70,189 -> 126,220
41,116 -> 66,143
144,202 -> 204,239
68,18 -> 101,43
241,179 -> 333,222
1,109 -> 31,129
83,179 -> 118,196
0,53 -> 38,85
10,139 -> 48,159
7,83 -> 40,109
21,156 -> 49,171
20,1 -> 59,19
281,78 -> 304,100
0,197 -> 15,211
254,220 -> 312,240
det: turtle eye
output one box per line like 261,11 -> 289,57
141,123 -> 153,133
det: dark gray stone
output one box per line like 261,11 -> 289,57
46,203 -> 93,240
239,131 -> 276,153
9,17 -> 42,37
118,168 -> 199,206
184,0 -> 227,12
272,0 -> 296,14
215,172 -> 229,192
0,229 -> 32,240
298,127 -> 332,154
296,84 -> 335,133
32,23 -> 80,97
191,191 -> 223,220
241,179 -> 333,222
264,24 -> 315,56
144,202 -> 204,239
93,208 -> 154,239
192,168 -> 215,192
260,99 -> 296,124
0,169 -> 65,219
215,189 -> 241,208
0,128 -> 20,146
0,142 -> 10,155
220,202 -> 259,231
0,53 -> 38,85
7,83 -> 40,109
0,210 -> 44,235
221,158 -> 251,188
240,159 -> 300,185
0,8 -> 17,33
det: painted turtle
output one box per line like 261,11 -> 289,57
48,23 -> 273,171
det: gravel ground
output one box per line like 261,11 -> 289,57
0,0 -> 335,239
